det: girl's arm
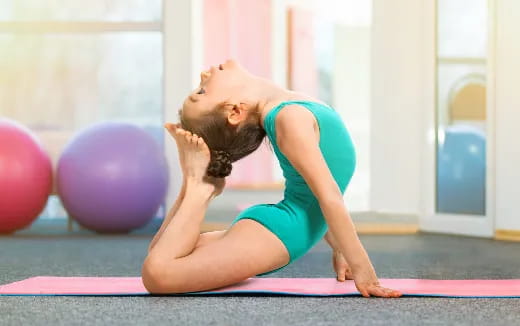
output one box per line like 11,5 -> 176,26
319,199 -> 373,275
322,203 -> 402,298
276,105 -> 401,298
325,229 -> 355,281
324,229 -> 341,251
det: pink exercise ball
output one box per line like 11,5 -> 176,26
0,119 -> 53,234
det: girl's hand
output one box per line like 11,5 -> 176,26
331,250 -> 354,281
352,265 -> 402,298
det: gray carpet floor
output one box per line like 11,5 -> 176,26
1,231 -> 519,326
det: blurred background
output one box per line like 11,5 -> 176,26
0,0 -> 519,241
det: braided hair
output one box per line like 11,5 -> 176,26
179,103 -> 268,178
207,150 -> 232,178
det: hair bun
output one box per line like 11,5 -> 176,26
207,149 -> 233,178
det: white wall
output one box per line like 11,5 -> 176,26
495,0 -> 520,230
163,0 -> 203,207
272,0 -> 373,194
369,0 -> 426,214
270,0 -> 288,182
334,26 -> 371,211
366,0 -> 520,233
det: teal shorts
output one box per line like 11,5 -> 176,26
230,198 -> 328,276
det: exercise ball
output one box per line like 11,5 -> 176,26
0,119 -> 53,234
57,122 -> 169,233
437,124 -> 486,215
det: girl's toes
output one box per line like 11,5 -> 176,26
197,137 -> 208,151
184,131 -> 192,142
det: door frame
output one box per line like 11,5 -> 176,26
419,0 -> 496,238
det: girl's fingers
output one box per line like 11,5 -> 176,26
337,264 -> 347,282
387,288 -> 403,297
332,255 -> 343,281
387,291 -> 400,297
337,268 -> 346,282
370,286 -> 387,297
366,285 -> 402,298
358,284 -> 378,297
345,267 -> 353,280
377,286 -> 401,297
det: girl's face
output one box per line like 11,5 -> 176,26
180,59 -> 250,122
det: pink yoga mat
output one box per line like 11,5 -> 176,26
1,277 -> 520,297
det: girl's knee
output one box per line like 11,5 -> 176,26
141,255 -> 173,293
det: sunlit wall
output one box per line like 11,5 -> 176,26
283,0 -> 372,211
0,1 -> 164,218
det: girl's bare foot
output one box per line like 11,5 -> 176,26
165,123 -> 224,198
165,123 -> 189,176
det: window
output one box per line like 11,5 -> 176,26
0,1 -> 164,219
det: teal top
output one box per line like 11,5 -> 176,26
231,100 -> 356,273
262,100 -> 356,204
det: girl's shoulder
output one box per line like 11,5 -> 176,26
265,101 -> 320,145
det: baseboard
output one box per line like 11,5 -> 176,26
495,229 -> 520,242
354,223 -> 419,234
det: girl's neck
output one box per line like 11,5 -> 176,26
247,77 -> 300,125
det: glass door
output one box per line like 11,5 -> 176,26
421,0 -> 494,237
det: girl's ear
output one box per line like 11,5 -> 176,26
226,103 -> 247,127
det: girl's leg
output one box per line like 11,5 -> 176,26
147,179 -> 186,253
142,193 -> 289,294
141,128 -> 289,294
145,181 -> 220,260
148,123 -> 225,253
195,230 -> 228,249
148,177 -> 226,253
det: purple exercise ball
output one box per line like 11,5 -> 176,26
57,122 -> 169,233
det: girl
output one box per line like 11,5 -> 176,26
142,59 -> 402,298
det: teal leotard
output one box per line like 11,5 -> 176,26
229,100 -> 356,276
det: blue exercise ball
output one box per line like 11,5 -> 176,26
57,122 -> 169,233
437,124 -> 486,215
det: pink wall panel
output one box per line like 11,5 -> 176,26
231,0 -> 272,78
288,7 -> 318,98
203,0 -> 232,68
204,0 -> 275,188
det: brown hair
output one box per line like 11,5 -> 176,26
179,103 -> 268,178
